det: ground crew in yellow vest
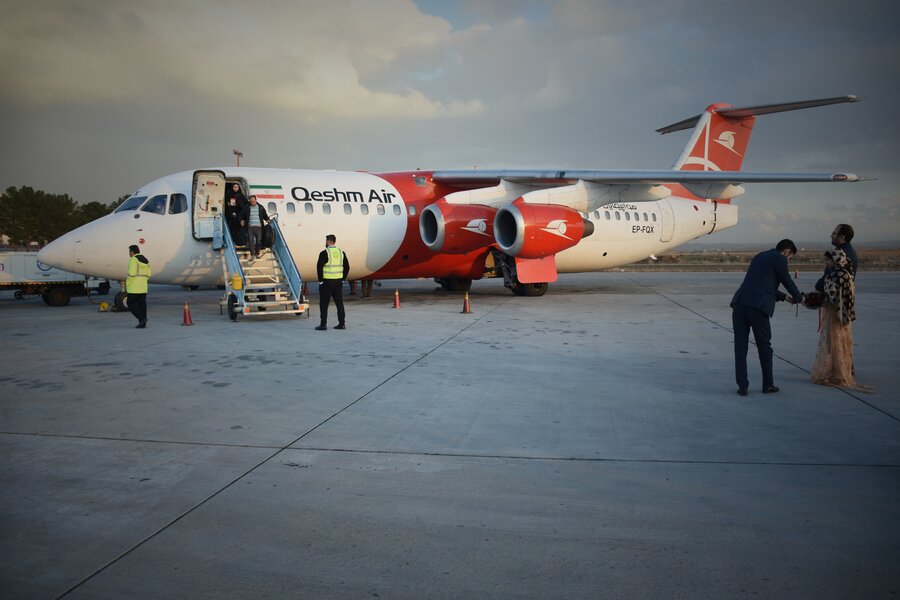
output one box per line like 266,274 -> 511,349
315,234 -> 349,330
126,244 -> 152,329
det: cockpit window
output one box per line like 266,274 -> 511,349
115,196 -> 147,213
169,193 -> 187,214
140,194 -> 168,215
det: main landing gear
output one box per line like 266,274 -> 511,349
490,249 -> 549,297
435,277 -> 472,292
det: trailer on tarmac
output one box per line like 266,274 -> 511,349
0,251 -> 110,306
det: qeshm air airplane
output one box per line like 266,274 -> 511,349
39,96 -> 864,312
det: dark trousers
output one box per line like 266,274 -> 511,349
129,293 -> 148,324
248,226 -> 262,258
732,304 -> 773,390
319,279 -> 345,326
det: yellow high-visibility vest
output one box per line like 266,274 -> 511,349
323,246 -> 344,279
126,255 -> 152,294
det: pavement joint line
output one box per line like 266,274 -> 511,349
54,297 -> 511,599
623,274 -> 900,424
288,446 -> 900,469
5,431 -> 897,470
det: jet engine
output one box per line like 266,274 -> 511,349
419,200 -> 497,254
494,201 -> 594,259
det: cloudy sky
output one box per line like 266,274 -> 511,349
1,0 -> 898,244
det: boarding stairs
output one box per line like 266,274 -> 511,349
217,217 -> 308,320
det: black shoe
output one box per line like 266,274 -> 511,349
762,386 -> 780,394
737,388 -> 748,396
136,321 -> 146,329
334,323 -> 346,329
315,325 -> 327,331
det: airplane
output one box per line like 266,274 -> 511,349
38,95 -> 864,306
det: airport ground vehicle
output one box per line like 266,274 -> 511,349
0,251 -> 110,306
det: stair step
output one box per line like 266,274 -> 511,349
244,299 -> 301,307
246,292 -> 293,300
244,283 -> 289,290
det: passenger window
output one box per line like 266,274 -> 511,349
408,205 -> 416,216
286,202 -> 296,214
634,212 -> 640,221
115,196 -> 147,213
393,205 -> 401,216
140,194 -> 167,215
168,193 -> 187,214
615,211 -> 621,221
652,213 -> 657,222
360,204 -> 369,215
323,204 -> 331,215
377,204 -> 385,215
267,202 -> 277,214
643,213 -> 648,222
604,210 -> 611,220
343,204 -> 352,215
625,212 -> 630,221
305,203 -> 313,214
592,210 -> 600,219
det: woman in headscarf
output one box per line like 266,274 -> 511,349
809,249 -> 871,391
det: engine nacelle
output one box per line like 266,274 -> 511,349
419,200 -> 497,254
494,201 -> 594,258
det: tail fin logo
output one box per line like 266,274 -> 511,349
714,131 -> 742,156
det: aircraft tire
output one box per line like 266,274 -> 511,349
517,282 -> 548,297
446,277 -> 472,292
114,291 -> 129,312
227,293 -> 238,321
46,287 -> 72,306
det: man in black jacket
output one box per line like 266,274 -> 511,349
730,239 -> 804,396
245,195 -> 270,261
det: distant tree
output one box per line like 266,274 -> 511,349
0,187 -> 127,246
0,186 -> 80,247
76,199 -> 121,223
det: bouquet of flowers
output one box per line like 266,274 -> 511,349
802,291 -> 824,309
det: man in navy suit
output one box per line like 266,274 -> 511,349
731,239 -> 804,396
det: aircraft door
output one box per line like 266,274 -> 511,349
658,199 -> 675,243
192,170 -> 226,240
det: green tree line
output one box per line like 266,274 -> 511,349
0,186 -> 127,247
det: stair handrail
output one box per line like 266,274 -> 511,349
268,216 -> 303,304
220,218 -> 246,307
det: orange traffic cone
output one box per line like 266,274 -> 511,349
392,289 -> 401,309
182,302 -> 194,326
461,291 -> 473,314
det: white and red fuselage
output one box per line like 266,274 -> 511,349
38,96 -> 862,291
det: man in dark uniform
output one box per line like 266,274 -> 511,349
315,234 -> 349,330
731,239 -> 804,396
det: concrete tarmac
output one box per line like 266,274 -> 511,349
1,272 -> 898,599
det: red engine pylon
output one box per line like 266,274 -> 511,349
182,302 -> 194,326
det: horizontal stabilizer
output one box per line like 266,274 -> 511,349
656,95 -> 862,134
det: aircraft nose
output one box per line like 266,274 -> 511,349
37,231 -> 78,271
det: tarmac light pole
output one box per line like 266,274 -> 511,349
233,149 -> 243,167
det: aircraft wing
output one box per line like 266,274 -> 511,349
431,169 -> 861,188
